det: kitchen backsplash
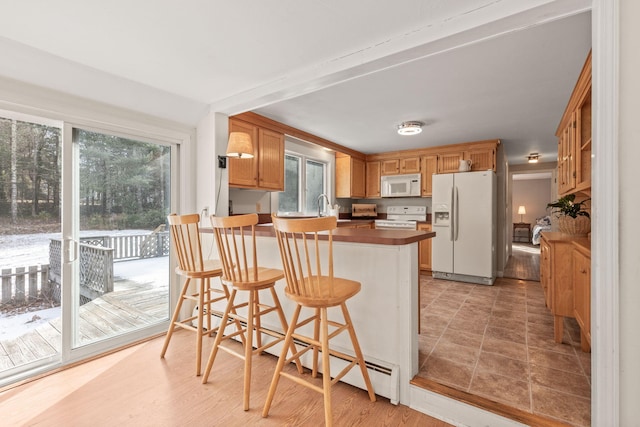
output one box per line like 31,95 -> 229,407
229,188 -> 431,216
338,197 -> 431,214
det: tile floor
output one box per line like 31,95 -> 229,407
417,275 -> 591,426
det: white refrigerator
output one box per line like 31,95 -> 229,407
432,170 -> 496,285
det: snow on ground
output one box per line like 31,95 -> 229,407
1,230 -> 167,340
0,230 -> 151,267
0,307 -> 61,340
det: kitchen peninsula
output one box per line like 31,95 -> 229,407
201,224 -> 434,406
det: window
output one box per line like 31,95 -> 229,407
279,153 -> 327,215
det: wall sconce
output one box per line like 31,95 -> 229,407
518,205 -> 526,223
218,132 -> 254,168
527,153 -> 540,163
226,132 -> 254,158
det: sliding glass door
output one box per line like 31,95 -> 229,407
66,128 -> 172,349
0,111 -> 175,385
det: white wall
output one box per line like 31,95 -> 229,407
511,178 -> 551,224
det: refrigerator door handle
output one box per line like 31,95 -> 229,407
454,185 -> 459,241
449,186 -> 454,241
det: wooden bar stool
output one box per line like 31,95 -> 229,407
161,213 -> 231,376
263,215 -> 376,426
201,213 -> 302,411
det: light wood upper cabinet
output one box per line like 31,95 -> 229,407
437,152 -> 464,173
336,153 -> 365,198
400,157 -> 421,173
421,155 -> 437,197
381,159 -> 400,175
228,118 -> 284,191
418,223 -> 432,271
228,119 -> 259,188
574,88 -> 592,193
365,161 -> 381,198
465,147 -> 495,171
381,157 -> 420,175
557,51 -> 591,196
257,128 -> 285,190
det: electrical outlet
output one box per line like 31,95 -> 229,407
201,206 -> 209,218
256,203 -> 261,212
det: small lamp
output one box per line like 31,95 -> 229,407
517,205 -> 526,223
226,132 -> 254,158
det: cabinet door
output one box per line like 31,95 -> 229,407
540,237 -> 551,308
336,155 -> 365,198
572,248 -> 591,351
421,155 -> 437,197
437,152 -> 463,173
257,128 -> 284,191
351,158 -> 366,198
418,224 -> 432,271
465,148 -> 495,171
365,161 -> 381,198
575,88 -> 592,191
558,114 -> 576,195
228,119 -> 259,188
381,159 -> 400,175
400,157 -> 421,173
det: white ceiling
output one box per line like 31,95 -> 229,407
0,1 -> 591,165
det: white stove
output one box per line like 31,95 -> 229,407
374,206 -> 427,230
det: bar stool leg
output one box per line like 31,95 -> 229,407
312,308 -> 321,378
262,304 -> 302,418
160,278 -> 191,360
242,290 -> 255,410
320,307 -> 332,427
341,303 -> 376,402
202,289 -> 238,384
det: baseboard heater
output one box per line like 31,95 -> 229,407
194,307 -> 400,404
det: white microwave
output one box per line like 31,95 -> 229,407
381,173 -> 421,197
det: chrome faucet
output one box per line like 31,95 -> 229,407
317,193 -> 331,217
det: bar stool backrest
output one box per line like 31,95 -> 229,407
271,215 -> 337,301
167,213 -> 205,273
210,213 -> 259,284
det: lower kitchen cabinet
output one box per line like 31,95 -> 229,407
418,223 -> 432,271
572,241 -> 591,352
540,232 -> 590,346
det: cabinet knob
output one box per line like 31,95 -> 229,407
580,268 -> 587,274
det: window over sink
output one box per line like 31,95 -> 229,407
278,152 -> 328,216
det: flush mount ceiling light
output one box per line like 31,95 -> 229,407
397,121 -> 423,136
527,153 -> 540,163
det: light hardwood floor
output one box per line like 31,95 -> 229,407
0,329 -> 451,427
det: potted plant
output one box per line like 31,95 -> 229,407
547,194 -> 591,235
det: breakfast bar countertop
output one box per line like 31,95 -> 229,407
202,223 -> 435,246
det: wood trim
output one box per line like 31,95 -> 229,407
410,376 -> 569,427
231,111 -> 366,160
